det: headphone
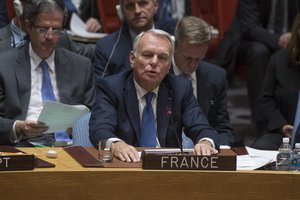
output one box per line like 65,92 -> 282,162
116,4 -> 124,22
13,0 -> 23,17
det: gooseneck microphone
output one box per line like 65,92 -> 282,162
166,109 -> 184,154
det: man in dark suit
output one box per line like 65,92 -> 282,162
0,1 -> 9,28
89,29 -> 219,162
0,0 -> 95,59
0,0 -> 94,146
216,0 -> 300,136
93,0 -> 177,80
173,16 -> 235,147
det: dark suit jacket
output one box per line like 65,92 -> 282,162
93,22 -> 176,80
0,1 -> 8,28
194,62 -> 235,146
89,70 -> 219,148
0,45 -> 95,145
79,0 -> 100,22
216,0 -> 300,70
260,49 -> 300,132
0,24 -> 95,59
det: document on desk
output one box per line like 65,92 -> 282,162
69,13 -> 107,39
38,101 -> 90,133
237,146 -> 278,170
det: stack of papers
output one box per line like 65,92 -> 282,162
237,146 -> 278,170
69,13 -> 107,39
38,101 -> 90,133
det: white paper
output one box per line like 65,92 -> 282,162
237,146 -> 278,170
69,13 -> 107,39
38,101 -> 90,133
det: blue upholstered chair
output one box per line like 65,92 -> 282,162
72,112 -> 93,147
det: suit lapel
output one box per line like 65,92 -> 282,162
15,47 -> 31,118
124,74 -> 141,144
196,66 -> 210,114
54,49 -> 71,103
157,79 -> 172,147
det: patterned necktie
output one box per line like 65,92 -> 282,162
140,92 -> 156,147
40,60 -> 56,103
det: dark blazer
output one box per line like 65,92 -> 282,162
194,62 -> 235,146
0,24 -> 95,59
93,22 -> 176,80
89,70 -> 219,148
0,1 -> 8,28
0,45 -> 95,145
260,49 -> 300,132
79,0 -> 100,22
216,0 -> 300,70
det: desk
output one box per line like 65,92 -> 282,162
0,148 -> 299,200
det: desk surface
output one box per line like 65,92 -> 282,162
0,147 -> 299,200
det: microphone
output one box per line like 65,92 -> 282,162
166,108 -> 184,154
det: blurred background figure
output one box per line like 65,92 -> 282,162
216,0 -> 300,138
0,1 -> 9,28
252,13 -> 300,150
64,0 -> 102,32
156,0 -> 191,21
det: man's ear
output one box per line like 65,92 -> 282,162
129,51 -> 135,68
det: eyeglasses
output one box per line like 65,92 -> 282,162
32,24 -> 64,37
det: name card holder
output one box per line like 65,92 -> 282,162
0,154 -> 35,171
142,150 -> 236,171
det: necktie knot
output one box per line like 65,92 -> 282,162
145,92 -> 155,105
40,60 -> 49,71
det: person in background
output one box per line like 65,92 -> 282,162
156,0 -> 191,21
89,29 -> 219,162
172,16 -> 235,148
252,13 -> 300,150
0,0 -> 94,146
78,0 -> 102,33
93,0 -> 177,80
0,1 -> 9,28
216,0 -> 300,137
0,0 -> 95,59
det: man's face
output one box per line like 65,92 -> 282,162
174,40 -> 209,74
122,0 -> 158,33
130,32 -> 172,91
26,10 -> 64,59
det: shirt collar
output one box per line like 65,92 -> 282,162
134,79 -> 159,101
29,43 -> 56,72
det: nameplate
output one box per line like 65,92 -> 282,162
0,154 -> 35,171
142,150 -> 236,170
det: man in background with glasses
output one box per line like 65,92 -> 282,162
0,0 -> 94,146
0,0 -> 95,60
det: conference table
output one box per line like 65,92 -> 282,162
0,147 -> 299,200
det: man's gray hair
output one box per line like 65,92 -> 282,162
132,29 -> 175,56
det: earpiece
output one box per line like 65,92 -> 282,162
116,4 -> 124,22
13,0 -> 23,17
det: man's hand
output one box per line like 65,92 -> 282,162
85,17 -> 102,33
278,32 -> 291,48
281,124 -> 293,138
194,140 -> 218,155
15,120 -> 49,138
110,141 -> 140,163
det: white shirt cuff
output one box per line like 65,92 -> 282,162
198,137 -> 215,149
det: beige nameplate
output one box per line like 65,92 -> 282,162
0,154 -> 35,171
142,150 -> 236,170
